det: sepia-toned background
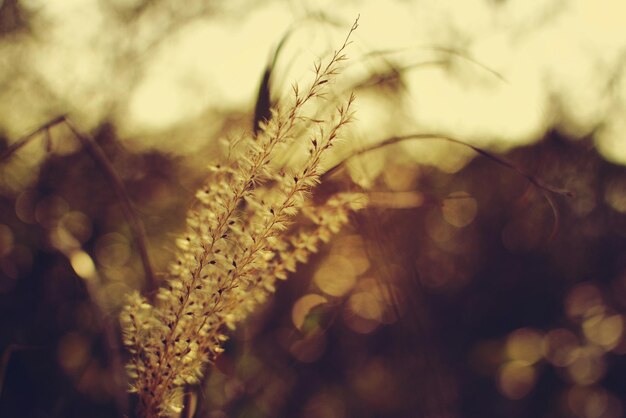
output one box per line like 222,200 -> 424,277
1,0 -> 625,417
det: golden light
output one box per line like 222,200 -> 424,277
582,314 -> 624,351
351,277 -> 404,324
425,208 -> 458,245
343,304 -> 380,334
441,191 -> 478,228
405,57 -> 548,151
565,283 -> 605,321
348,291 -> 384,322
289,331 -> 327,363
292,293 -> 328,331
346,152 -> 387,190
95,232 -> 132,269
35,195 -> 69,229
69,250 -> 97,281
382,164 -> 418,192
497,361 -> 537,400
506,327 -> 544,365
59,211 -> 92,244
367,191 -> 425,209
102,281 -> 134,311
542,328 -> 580,367
566,386 -> 623,418
49,225 -> 79,251
565,345 -> 606,386
0,0 -> 625,169
313,255 -> 357,297
400,140 -> 475,175
333,235 -> 371,276
604,177 -> 626,214
125,3 -> 291,135
14,189 -> 37,224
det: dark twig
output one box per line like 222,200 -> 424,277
2,116 -> 156,294
1,115 -> 161,416
364,45 -> 509,84
322,133 -> 573,239
63,119 -> 156,295
0,114 -> 67,163
324,133 -> 573,197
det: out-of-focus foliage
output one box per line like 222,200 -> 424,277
1,1 -> 626,418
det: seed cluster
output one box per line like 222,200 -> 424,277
120,19 -> 363,417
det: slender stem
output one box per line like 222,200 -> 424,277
63,119 -> 156,297
323,133 -> 574,198
323,133 -> 573,241
1,115 -> 157,294
2,116 -> 141,416
0,115 -> 67,163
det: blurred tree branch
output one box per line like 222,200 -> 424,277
0,115 -> 156,293
324,133 -> 574,240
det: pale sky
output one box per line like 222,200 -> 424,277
2,0 -> 626,166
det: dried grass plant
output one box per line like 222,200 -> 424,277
119,18 -> 365,417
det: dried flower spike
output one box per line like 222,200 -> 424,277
120,18 -> 361,417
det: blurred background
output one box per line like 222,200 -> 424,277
0,0 -> 625,417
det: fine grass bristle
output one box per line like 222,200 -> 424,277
119,17 -> 363,417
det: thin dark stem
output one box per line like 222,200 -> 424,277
363,45 -> 509,84
322,133 -> 573,240
0,115 -> 67,163
1,115 -> 150,416
63,119 -> 156,296
324,133 -> 574,198
2,115 -> 157,294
